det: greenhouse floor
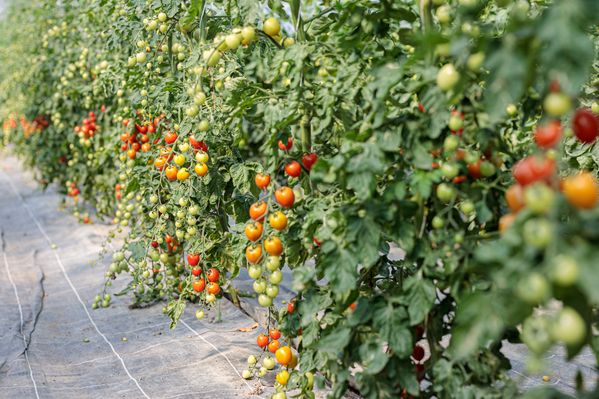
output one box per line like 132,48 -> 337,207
0,154 -> 596,399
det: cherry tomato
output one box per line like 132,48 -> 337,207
249,201 -> 267,221
192,267 -> 202,277
207,282 -> 220,295
193,279 -> 206,292
165,165 -> 178,180
268,340 -> 280,353
535,120 -> 562,149
257,334 -> 269,348
275,346 -> 292,365
269,212 -> 288,231
270,328 -> 281,340
255,173 -> 271,189
264,237 -> 283,256
284,160 -> 301,177
165,131 -> 177,144
246,245 -> 263,264
121,132 -> 129,142
187,253 -> 200,266
206,268 -> 220,282
505,184 -> 526,213
302,153 -> 318,170
245,222 -> 263,242
572,108 -> 599,144
275,187 -> 295,208
278,137 -> 292,151
563,172 -> 598,209
127,149 -> 137,159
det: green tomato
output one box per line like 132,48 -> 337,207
305,371 -> 314,390
551,307 -> 587,346
466,52 -> 485,73
247,355 -> 257,365
160,253 -> 170,263
464,152 -> 479,164
242,370 -> 251,379
441,163 -> 459,179
142,270 -> 150,278
448,115 -> 463,131
432,216 -> 444,229
258,294 -> 273,307
517,272 -> 549,304
436,183 -> 454,202
436,63 -> 459,91
551,254 -> 579,286
543,93 -> 571,117
269,270 -> 283,284
188,205 -> 199,215
253,279 -> 267,293
524,183 -> 554,214
198,120 -> 209,131
263,356 -> 275,369
158,205 -> 167,213
592,102 -> 599,115
523,218 -> 553,249
521,316 -> 552,355
206,294 -> 216,302
265,256 -> 280,271
196,310 -> 205,319
112,251 -> 125,262
150,250 -> 160,261
436,5 -> 453,24
460,201 -> 474,214
507,104 -> 517,116
479,161 -> 496,177
443,135 -> 459,152
248,265 -> 263,279
266,284 -> 279,298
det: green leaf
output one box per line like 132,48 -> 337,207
167,299 -> 186,330
128,240 -> 146,260
359,337 -> 389,374
404,274 -> 436,325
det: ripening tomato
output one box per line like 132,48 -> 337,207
257,334 -> 269,348
269,328 -> 281,340
165,131 -> 177,144
275,187 -> 295,208
165,165 -> 178,180
141,143 -> 151,152
269,212 -> 288,231
131,142 -> 141,152
193,279 -> 206,293
188,253 -> 200,266
127,149 -> 136,159
284,160 -> 301,177
563,172 -> 598,209
572,108 -> 599,144
255,173 -> 271,189
265,237 -> 283,256
499,213 -> 516,234
302,153 -> 318,170
250,201 -> 267,221
278,137 -> 292,151
140,134 -> 149,143
467,159 -> 483,179
275,347 -> 292,366
268,340 -> 280,353
505,184 -> 526,213
207,282 -> 220,295
246,245 -> 263,264
154,157 -> 167,170
534,120 -> 562,149
245,222 -> 263,242
121,132 -> 129,142
206,268 -> 220,282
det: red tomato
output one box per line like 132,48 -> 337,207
101,105 -> 105,112
192,267 -> 202,277
513,156 -> 556,186
287,299 -> 296,313
121,132 -> 129,142
349,302 -> 356,310
572,108 -> 599,144
314,237 -> 322,246
534,120 -> 562,148
207,282 -> 220,295
257,334 -> 269,348
123,119 -> 129,127
121,143 -> 128,151
269,328 -> 281,340
278,137 -> 293,151
74,126 -> 80,133
115,184 -> 121,191
187,253 -> 200,266
138,125 -> 148,134
116,191 -> 122,199
193,279 -> 206,293
275,187 -> 295,208
249,201 -> 267,222
412,345 -> 425,361
151,241 -> 158,248
131,142 -> 141,152
165,131 -> 177,144
148,123 -> 156,133
284,160 -> 301,177
467,159 -> 483,179
206,268 -> 220,282
302,153 -> 318,170
268,340 -> 280,353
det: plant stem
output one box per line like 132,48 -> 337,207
289,0 -> 306,42
300,114 -> 311,153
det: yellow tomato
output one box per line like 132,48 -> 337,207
263,18 -> 280,36
196,152 -> 209,163
195,163 -> 208,176
276,370 -> 289,385
174,154 -> 185,166
177,168 -> 190,181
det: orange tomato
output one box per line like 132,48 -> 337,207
275,187 -> 295,208
255,173 -> 271,189
246,245 -> 263,264
275,346 -> 292,366
154,157 -> 167,170
563,172 -> 598,209
177,168 -> 190,181
250,201 -> 267,222
499,213 -> 516,234
505,184 -> 526,213
245,222 -> 263,242
165,165 -> 178,180
467,159 -> 483,179
193,279 -> 206,292
265,236 -> 283,256
127,149 -> 137,159
207,282 -> 220,295
195,163 -> 208,176
268,339 -> 280,353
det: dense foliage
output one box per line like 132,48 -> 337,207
2,0 -> 599,398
